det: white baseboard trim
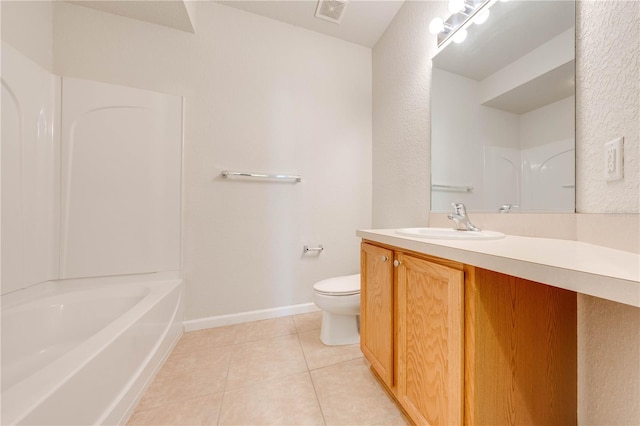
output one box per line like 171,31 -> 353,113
183,302 -> 321,332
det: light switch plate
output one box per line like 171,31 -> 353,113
604,137 -> 623,181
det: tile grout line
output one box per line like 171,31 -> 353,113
295,325 -> 313,372
217,331 -> 240,425
307,370 -> 328,426
221,322 -> 307,391
296,328 -> 328,426
306,353 -> 365,372
132,314 -> 326,424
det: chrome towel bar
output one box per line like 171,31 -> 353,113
221,170 -> 301,182
431,184 -> 474,192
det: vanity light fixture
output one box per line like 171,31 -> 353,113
453,29 -> 468,43
429,0 -> 492,47
473,8 -> 490,25
428,17 -> 450,35
448,0 -> 467,14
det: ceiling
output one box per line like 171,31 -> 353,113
67,0 -> 406,48
217,0 -> 405,48
67,0 -> 197,33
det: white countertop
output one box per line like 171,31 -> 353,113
357,229 -> 640,308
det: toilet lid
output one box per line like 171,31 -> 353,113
313,274 -> 360,296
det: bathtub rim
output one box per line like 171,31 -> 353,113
1,271 -> 179,310
1,274 -> 182,425
1,282 -> 152,392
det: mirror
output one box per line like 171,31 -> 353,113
430,0 -> 575,213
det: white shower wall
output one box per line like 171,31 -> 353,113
1,42 -> 183,294
60,78 -> 182,278
483,138 -> 575,213
51,1 -> 372,321
1,44 -> 60,295
432,68 -> 574,213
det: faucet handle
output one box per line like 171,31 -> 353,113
447,213 -> 464,230
451,203 -> 467,215
448,203 -> 481,231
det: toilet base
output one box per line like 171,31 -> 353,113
319,311 -> 360,346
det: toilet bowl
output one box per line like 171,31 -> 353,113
312,274 -> 361,346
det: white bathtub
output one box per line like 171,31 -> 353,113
1,276 -> 183,425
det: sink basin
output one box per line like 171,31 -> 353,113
395,227 -> 505,240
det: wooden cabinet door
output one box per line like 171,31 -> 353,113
396,253 -> 464,426
360,242 -> 395,388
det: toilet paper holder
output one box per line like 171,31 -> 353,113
303,245 -> 324,253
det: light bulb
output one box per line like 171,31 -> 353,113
448,0 -> 466,14
429,17 -> 445,35
453,29 -> 467,44
473,9 -> 490,25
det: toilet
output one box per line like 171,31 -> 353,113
312,273 -> 361,346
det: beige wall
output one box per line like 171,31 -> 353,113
371,0 -> 447,228
576,1 -> 640,214
574,2 -> 640,424
373,0 -> 639,423
1,1 -> 53,71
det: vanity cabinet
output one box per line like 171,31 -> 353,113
360,241 -> 577,426
396,252 -> 464,425
464,267 -> 577,425
360,243 -> 394,388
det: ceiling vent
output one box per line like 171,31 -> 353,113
315,0 -> 348,24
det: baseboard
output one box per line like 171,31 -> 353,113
183,302 -> 321,332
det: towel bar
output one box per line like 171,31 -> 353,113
221,170 -> 301,182
431,184 -> 473,192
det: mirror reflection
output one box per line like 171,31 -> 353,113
431,0 -> 575,213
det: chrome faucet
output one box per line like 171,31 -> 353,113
499,204 -> 519,213
447,203 -> 481,231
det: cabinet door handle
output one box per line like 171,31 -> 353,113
394,260 -> 402,267
381,255 -> 388,262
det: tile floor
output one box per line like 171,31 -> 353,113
127,312 -> 408,426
